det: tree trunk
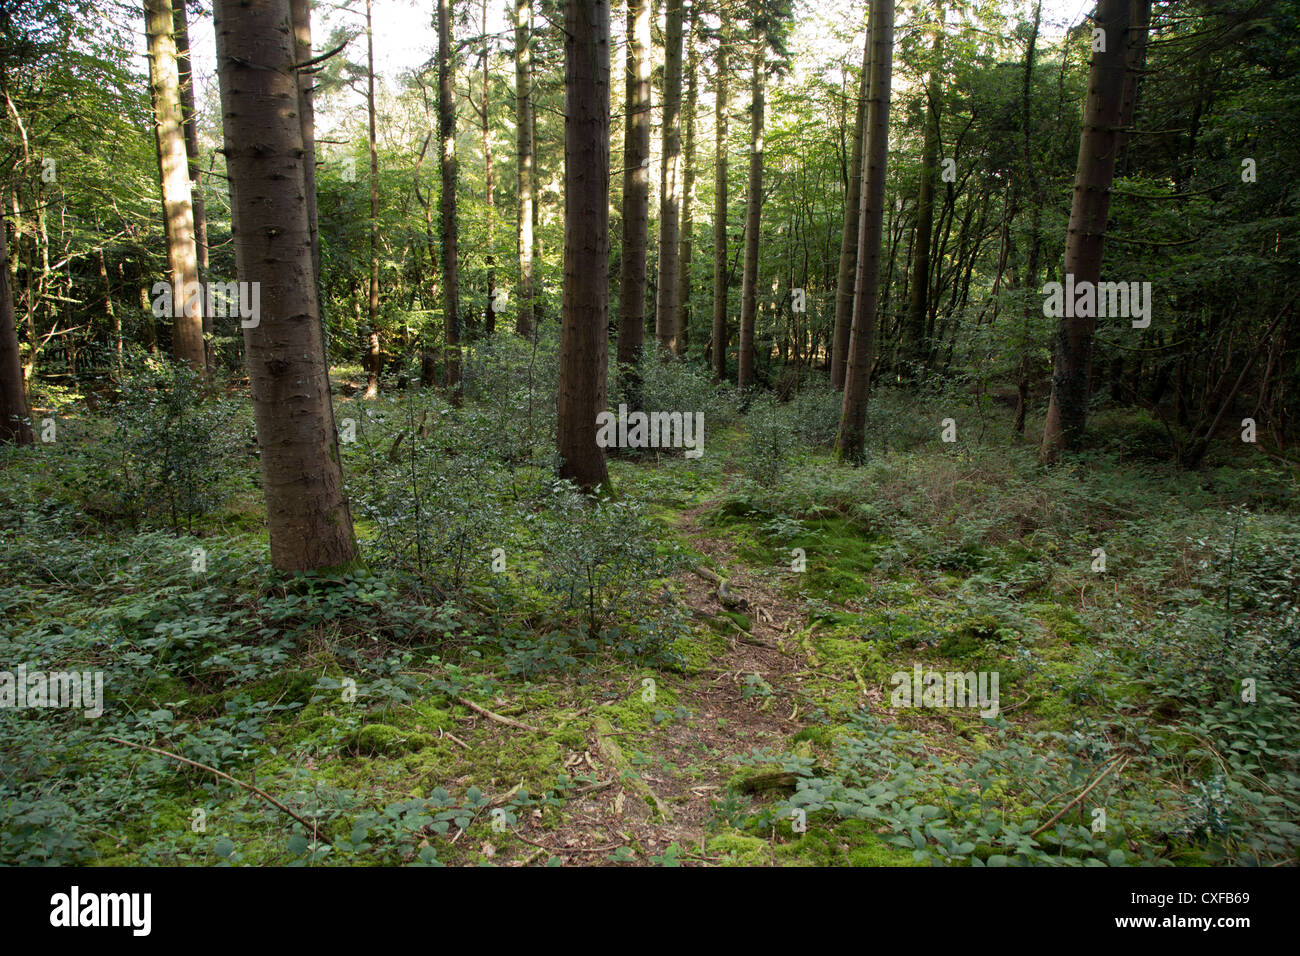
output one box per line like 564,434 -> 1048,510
480,0 -> 495,335
736,44 -> 765,392
0,208 -> 32,445
213,0 -> 358,572
290,0 -> 324,353
831,25 -> 870,391
144,0 -> 205,374
655,0 -> 684,355
617,0 -> 651,378
710,29 -> 729,383
1040,0 -> 1131,463
677,18 -> 698,354
905,18 -> 941,376
363,0 -> 381,398
438,0 -> 461,396
173,0 -> 212,374
557,0 -> 610,492
514,0 -> 535,337
836,0 -> 893,461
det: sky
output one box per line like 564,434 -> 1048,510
166,0 -> 1092,142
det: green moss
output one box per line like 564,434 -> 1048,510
707,832 -> 770,866
345,723 -> 434,756
774,821 -> 919,867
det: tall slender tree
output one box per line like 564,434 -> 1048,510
173,0 -> 211,372
830,25 -> 870,390
836,0 -> 894,461
0,207 -> 32,445
617,0 -> 651,378
556,0 -> 610,491
363,0 -> 381,398
144,0 -> 205,374
438,0 -> 461,394
213,0 -> 357,571
736,38 -> 765,391
655,0 -> 685,355
710,20 -> 729,382
514,0 -> 535,337
1040,0 -> 1132,463
905,10 -> 942,376
677,16 -> 698,353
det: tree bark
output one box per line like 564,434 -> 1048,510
0,207 -> 32,445
677,17 -> 698,354
514,0 -> 535,337
655,0 -> 684,355
1040,0 -> 1131,463
363,0 -> 381,398
617,0 -> 651,377
438,0 -> 461,395
556,0 -> 610,492
831,25 -> 870,391
144,0 -> 205,374
836,0 -> 893,461
289,0 -> 323,352
736,43 -> 765,392
710,29 -> 729,383
213,0 -> 358,572
173,0 -> 212,374
905,17 -> 941,376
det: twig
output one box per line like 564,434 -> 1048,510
1029,756 -> 1130,839
457,696 -> 544,733
107,736 -> 331,845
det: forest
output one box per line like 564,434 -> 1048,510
0,0 -> 1297,873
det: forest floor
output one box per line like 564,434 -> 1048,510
2,366 -> 1297,866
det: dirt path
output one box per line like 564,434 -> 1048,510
503,504 -> 817,864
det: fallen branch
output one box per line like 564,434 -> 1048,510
457,696 -> 543,733
107,736 -> 330,846
1029,755 -> 1130,839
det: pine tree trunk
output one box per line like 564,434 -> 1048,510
1040,0 -> 1131,463
514,0 -> 535,338
363,0 -> 381,398
481,0 -> 495,335
677,20 -> 697,354
144,0 -> 205,374
831,26 -> 870,391
617,0 -> 651,379
836,0 -> 894,461
905,21 -> 941,376
0,207 -> 32,445
655,0 -> 684,355
557,0 -> 610,491
438,0 -> 461,395
737,44 -> 765,392
710,31 -> 729,383
173,0 -> 211,375
290,0 -> 323,343
213,0 -> 357,572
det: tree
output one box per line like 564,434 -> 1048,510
212,0 -> 358,572
736,39 -> 765,391
617,0 -> 651,379
655,0 -> 684,355
0,206 -> 31,445
556,0 -> 610,491
710,20 -> 730,383
1040,0 -> 1132,463
836,0 -> 894,461
904,9 -> 942,377
290,0 -> 320,303
143,0 -> 205,374
831,25 -> 870,391
437,0 -> 460,395
677,16 -> 698,353
172,0 -> 211,371
363,0 -> 381,398
514,0 -> 535,338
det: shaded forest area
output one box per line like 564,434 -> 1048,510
0,0 -> 1297,868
